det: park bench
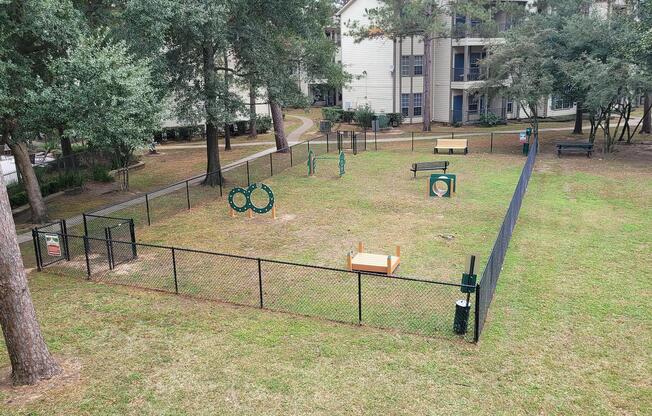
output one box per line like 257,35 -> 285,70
410,161 -> 449,178
434,138 -> 468,155
556,141 -> 594,158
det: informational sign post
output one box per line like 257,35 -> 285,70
45,234 -> 61,257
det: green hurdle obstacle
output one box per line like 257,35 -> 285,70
307,150 -> 346,177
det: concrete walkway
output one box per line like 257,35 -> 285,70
20,122 -> 584,244
286,114 -> 315,142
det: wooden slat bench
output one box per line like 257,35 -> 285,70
434,139 -> 468,155
410,161 -> 449,178
556,142 -> 594,158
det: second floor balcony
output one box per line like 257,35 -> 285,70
452,66 -> 486,83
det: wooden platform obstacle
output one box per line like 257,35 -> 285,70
347,242 -> 401,275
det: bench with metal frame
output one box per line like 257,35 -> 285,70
556,141 -> 593,158
434,138 -> 468,155
410,161 -> 449,178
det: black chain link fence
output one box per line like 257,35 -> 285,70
33,231 -> 474,339
76,129 -> 536,231
474,136 -> 539,341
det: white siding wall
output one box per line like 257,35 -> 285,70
340,0 -> 394,112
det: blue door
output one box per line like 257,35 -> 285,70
453,95 -> 463,123
454,54 -> 464,81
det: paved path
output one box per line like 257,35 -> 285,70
286,114 -> 315,142
20,122 -> 586,244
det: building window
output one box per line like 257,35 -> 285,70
413,55 -> 423,76
401,56 -> 411,77
468,94 -> 479,113
413,93 -> 423,116
401,94 -> 410,117
506,100 -> 513,113
551,96 -> 573,110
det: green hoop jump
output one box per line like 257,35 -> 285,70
308,150 -> 346,177
228,183 -> 275,214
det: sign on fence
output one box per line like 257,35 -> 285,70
45,234 -> 61,256
519,132 -> 527,143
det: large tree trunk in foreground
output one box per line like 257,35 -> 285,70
422,35 -> 432,132
202,43 -> 222,186
9,141 -> 48,223
0,164 -> 61,385
249,83 -> 257,139
573,102 -> 583,134
642,93 -> 651,134
270,100 -> 288,152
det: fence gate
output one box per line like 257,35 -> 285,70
33,220 -> 69,269
105,221 -> 138,268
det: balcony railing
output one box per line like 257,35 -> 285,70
452,22 -> 512,39
451,66 -> 486,82
451,107 -> 507,124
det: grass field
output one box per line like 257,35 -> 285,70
2,146 -> 650,414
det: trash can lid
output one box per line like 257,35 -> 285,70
456,299 -> 470,307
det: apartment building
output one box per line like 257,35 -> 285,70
335,0 -> 578,124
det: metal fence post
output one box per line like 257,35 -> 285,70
258,258 -> 264,308
104,227 -> 113,270
326,133 -> 330,153
411,132 -> 414,151
172,248 -> 179,294
82,213 -> 88,236
145,193 -> 151,226
186,180 -> 191,209
219,172 -> 223,197
451,131 -> 455,140
357,272 -> 362,324
490,132 -> 494,153
474,283 -> 481,342
32,229 -> 42,271
269,153 -> 273,176
246,161 -> 250,186
61,219 -> 70,261
129,220 -> 138,258
83,236 -> 91,278
374,131 -> 377,151
290,145 -> 293,166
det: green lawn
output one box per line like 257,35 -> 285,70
4,145 -> 650,414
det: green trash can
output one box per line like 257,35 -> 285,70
453,299 -> 471,335
522,142 -> 530,155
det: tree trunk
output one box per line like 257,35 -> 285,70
573,102 -> 583,134
224,123 -> 232,151
422,35 -> 433,132
223,51 -> 232,152
202,43 -> 222,187
249,83 -> 257,139
642,92 -> 651,134
58,127 -> 74,171
270,100 -> 289,152
0,163 -> 61,385
9,142 -> 48,223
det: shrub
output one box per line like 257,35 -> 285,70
9,190 -> 28,208
91,165 -> 114,182
341,110 -> 355,123
387,112 -> 403,126
235,120 -> 248,135
479,112 -> 503,127
321,107 -> 342,122
256,115 -> 272,133
354,104 -> 374,129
